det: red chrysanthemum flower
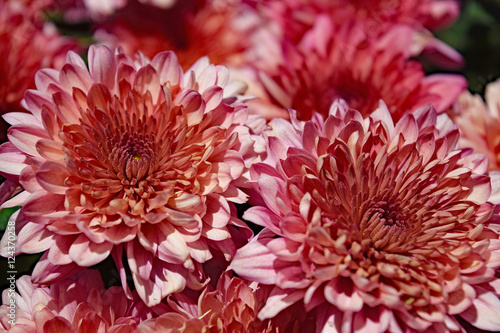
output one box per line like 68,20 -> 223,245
0,270 -> 144,332
0,0 -> 78,141
0,45 -> 255,306
231,102 -> 500,332
92,0 -> 257,70
256,17 -> 466,122
449,79 -> 500,172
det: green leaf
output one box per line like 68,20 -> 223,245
0,207 -> 20,231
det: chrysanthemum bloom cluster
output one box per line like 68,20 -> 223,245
0,270 -> 142,332
244,0 -> 463,69
0,45 -> 256,306
138,273 -> 312,332
90,0 -> 258,69
256,17 -> 466,121
0,0 -> 78,140
449,79 -> 500,172
231,102 -> 500,332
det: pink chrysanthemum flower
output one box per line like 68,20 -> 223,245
246,0 -> 460,41
231,102 -> 500,332
245,0 -> 462,69
0,0 -> 78,141
138,273 -> 313,332
449,79 -> 500,172
257,17 -> 466,122
92,0 -> 257,70
0,45 -> 255,306
0,270 -> 143,332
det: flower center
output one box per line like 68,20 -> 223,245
107,132 -> 158,183
359,203 -> 412,252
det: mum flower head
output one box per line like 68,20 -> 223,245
449,79 -> 500,172
245,0 -> 460,42
256,17 -> 466,122
138,272 -> 313,332
0,45 -> 255,306
245,0 -> 463,69
231,101 -> 500,332
0,269 -> 144,332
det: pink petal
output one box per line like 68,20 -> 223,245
186,239 -> 212,263
17,222 -> 54,253
52,91 -> 81,124
156,222 -> 190,265
168,192 -> 203,214
88,45 -> 117,91
203,194 -> 230,228
151,51 -> 182,86
201,225 -> 231,241
35,68 -> 60,92
36,162 -> 71,195
126,239 -> 153,281
353,306 -> 391,333
8,124 -> 48,157
242,206 -> 281,234
134,64 -> 161,104
176,90 -> 204,127
230,231 -> 286,284
66,50 -> 88,70
392,114 -> 418,143
22,191 -> 65,222
3,112 -> 41,127
202,86 -> 223,112
324,277 -> 364,312
35,139 -> 64,162
31,253 -> 83,285
267,237 -> 301,261
43,317 -> 74,333
59,63 -> 93,93
257,287 -> 306,320
447,283 -> 476,315
0,151 -> 27,176
160,263 -> 189,296
68,234 -> 113,266
1,190 -> 30,208
460,285 -> 500,331
111,245 -> 133,299
420,36 -> 464,70
47,236 -> 74,265
22,89 -> 52,120
420,74 -> 467,112
275,265 -> 311,289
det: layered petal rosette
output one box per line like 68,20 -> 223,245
256,17 -> 466,121
231,102 -> 500,332
0,45 -> 255,306
0,270 -> 143,332
449,79 -> 500,172
138,273 -> 312,332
